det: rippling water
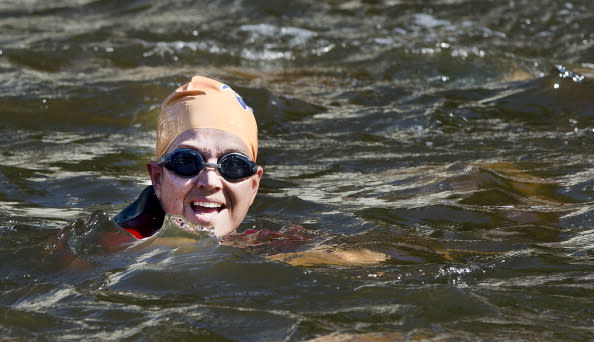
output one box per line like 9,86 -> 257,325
1,0 -> 594,341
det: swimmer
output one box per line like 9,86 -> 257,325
112,75 -> 387,266
113,75 -> 261,239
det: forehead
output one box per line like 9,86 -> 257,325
166,128 -> 251,157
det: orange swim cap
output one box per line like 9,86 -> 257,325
156,75 -> 258,161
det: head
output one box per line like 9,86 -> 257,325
147,75 -> 263,237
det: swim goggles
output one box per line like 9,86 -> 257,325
158,148 -> 258,181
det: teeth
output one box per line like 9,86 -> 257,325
193,201 -> 222,208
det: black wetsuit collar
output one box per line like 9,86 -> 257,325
113,186 -> 165,238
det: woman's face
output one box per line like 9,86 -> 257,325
147,128 -> 263,237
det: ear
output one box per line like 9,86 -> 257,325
147,161 -> 164,200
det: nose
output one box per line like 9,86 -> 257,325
194,164 -> 224,190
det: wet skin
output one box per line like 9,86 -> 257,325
147,128 -> 263,237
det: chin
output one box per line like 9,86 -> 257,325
213,225 -> 236,237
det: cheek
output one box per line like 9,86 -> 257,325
160,175 -> 191,214
229,182 -> 257,213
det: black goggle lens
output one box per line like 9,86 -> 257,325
158,148 -> 257,180
219,154 -> 254,180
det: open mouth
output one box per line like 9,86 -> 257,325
190,201 -> 224,214
186,200 -> 225,229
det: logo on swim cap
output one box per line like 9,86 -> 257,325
222,84 -> 253,112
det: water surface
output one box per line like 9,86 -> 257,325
1,0 -> 594,341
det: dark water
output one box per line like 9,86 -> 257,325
2,0 -> 594,341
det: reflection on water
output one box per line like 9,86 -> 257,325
1,0 -> 594,340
